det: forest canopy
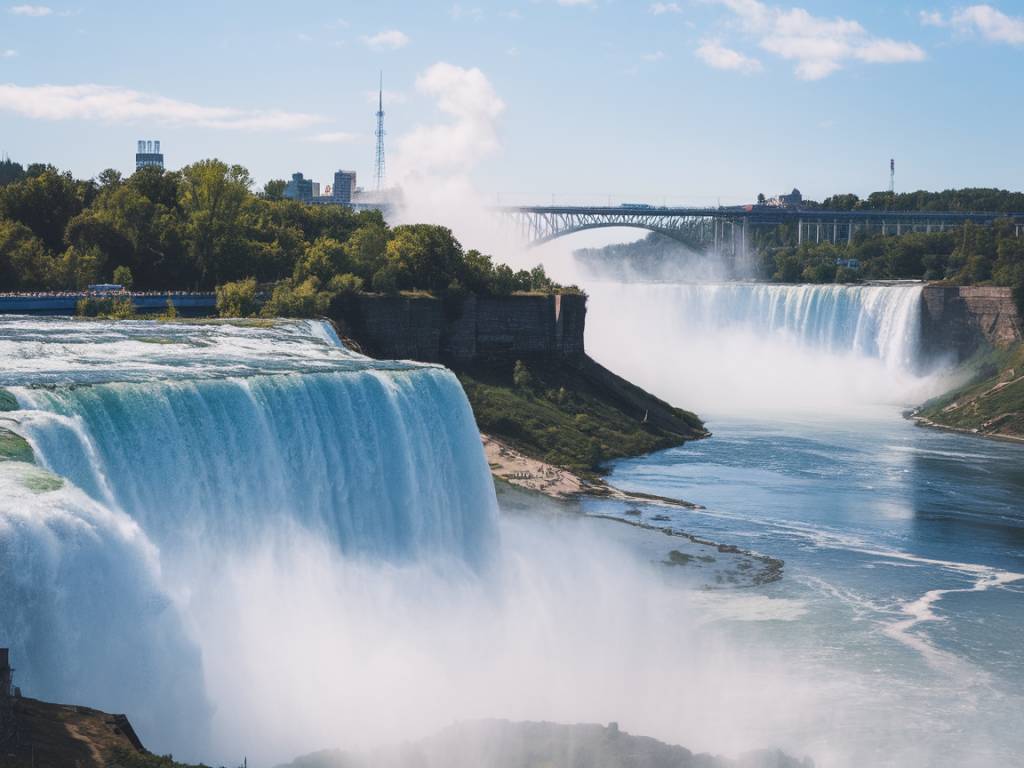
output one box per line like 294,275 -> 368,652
0,159 -> 575,312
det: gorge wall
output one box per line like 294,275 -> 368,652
330,293 -> 587,364
920,285 -> 1022,362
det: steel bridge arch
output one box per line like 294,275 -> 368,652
526,221 -> 706,248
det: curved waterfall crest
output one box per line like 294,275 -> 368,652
0,318 -> 500,756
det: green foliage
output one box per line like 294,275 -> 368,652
917,343 -> 1024,439
459,359 -> 703,474
512,359 -> 533,390
261,277 -> 333,318
113,264 -> 134,289
0,159 -> 576,302
107,747 -> 216,768
75,296 -> 135,319
162,297 -> 179,319
215,277 -> 258,318
262,178 -> 287,200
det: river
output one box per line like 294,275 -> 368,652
581,280 -> 1024,767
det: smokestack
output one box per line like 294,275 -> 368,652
154,140 -> 160,154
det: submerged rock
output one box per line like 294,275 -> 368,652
0,427 -> 33,463
0,389 -> 17,411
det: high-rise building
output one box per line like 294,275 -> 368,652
332,170 -> 357,204
283,172 -> 314,202
135,140 -> 164,171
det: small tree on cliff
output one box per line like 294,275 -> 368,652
513,360 -> 533,391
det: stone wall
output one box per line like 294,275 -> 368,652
330,293 -> 587,364
921,285 -> 1022,361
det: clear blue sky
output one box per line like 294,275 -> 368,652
1,0 -> 1022,204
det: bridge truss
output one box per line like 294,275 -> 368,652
496,205 -> 1024,251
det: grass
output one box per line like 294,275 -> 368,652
456,357 -> 704,476
917,342 -> 1024,439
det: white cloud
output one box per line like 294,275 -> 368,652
919,10 -> 945,27
9,4 -> 51,15
0,83 -> 323,131
362,29 -> 409,51
649,2 -> 681,14
710,0 -> 925,79
2,49 -> 16,58
952,5 -> 1024,45
395,62 -> 505,176
695,39 -> 763,73
642,50 -> 667,61
556,0 -> 594,6
450,4 -> 484,21
307,131 -> 358,144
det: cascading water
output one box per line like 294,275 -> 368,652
583,281 -> 945,414
0,318 -> 500,760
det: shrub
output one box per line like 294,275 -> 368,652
215,277 -> 258,317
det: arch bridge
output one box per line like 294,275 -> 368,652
496,205 -> 1024,252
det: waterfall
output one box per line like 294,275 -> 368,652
583,282 -> 941,414
0,318 -> 500,759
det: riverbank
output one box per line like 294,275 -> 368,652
914,341 -> 1024,441
458,355 -> 707,479
483,433 -> 702,507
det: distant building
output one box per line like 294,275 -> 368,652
283,172 -> 315,203
135,140 -> 164,171
311,181 -> 320,199
770,188 -> 803,208
332,170 -> 357,204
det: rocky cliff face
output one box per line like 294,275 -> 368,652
330,293 -> 587,364
921,286 -> 1022,362
0,696 -> 148,768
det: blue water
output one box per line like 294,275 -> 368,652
578,413 -> 1024,765
578,281 -> 1024,766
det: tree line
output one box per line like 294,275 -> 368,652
0,158 -> 575,316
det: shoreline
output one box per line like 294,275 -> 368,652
482,434 -> 702,508
911,413 -> 1024,444
484,433 -> 785,587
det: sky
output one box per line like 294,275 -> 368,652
1,0 -> 1023,205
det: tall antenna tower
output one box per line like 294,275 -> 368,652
890,158 -> 895,195
374,72 -> 386,192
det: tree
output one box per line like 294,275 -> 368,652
0,219 -> 56,289
0,168 -> 86,251
261,276 -> 332,318
513,360 -> 533,390
262,179 -> 287,200
343,223 -> 389,277
0,158 -> 25,187
756,193 -> 766,205
113,265 -> 134,289
293,237 -> 350,284
215,277 -> 258,317
97,168 -> 123,190
179,159 -> 253,287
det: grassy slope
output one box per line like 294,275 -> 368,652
917,342 -> 1024,439
455,357 -> 705,476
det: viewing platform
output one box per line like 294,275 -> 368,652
0,291 -> 217,317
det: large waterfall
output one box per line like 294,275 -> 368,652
583,282 -> 943,414
0,318 -> 500,760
